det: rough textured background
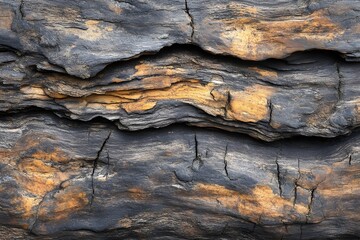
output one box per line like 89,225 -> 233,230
0,0 -> 360,239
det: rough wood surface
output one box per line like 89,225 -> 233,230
0,0 -> 359,78
0,113 -> 359,239
189,0 -> 360,61
0,0 -> 360,239
0,47 -> 360,140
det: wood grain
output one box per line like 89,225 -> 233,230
0,47 -> 359,140
0,113 -> 359,239
0,0 -> 359,239
0,0 -> 359,78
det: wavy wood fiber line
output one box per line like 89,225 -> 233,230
0,0 -> 359,239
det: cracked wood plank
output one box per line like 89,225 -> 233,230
0,47 -> 359,140
0,113 -> 359,239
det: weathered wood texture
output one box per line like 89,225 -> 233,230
0,0 -> 360,239
0,113 -> 359,239
0,47 -> 360,141
0,0 -> 359,78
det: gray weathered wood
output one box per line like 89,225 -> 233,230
0,47 -> 359,140
0,0 -> 359,78
0,0 -> 360,239
0,113 -> 359,239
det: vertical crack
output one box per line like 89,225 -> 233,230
19,0 -> 25,19
184,0 -> 194,41
336,62 -> 343,102
306,187 -> 316,223
275,157 -> 283,197
194,134 -> 198,159
275,143 -> 283,197
223,144 -> 231,180
268,100 -> 274,124
90,131 -> 112,207
191,134 -> 203,171
293,184 -> 298,206
224,90 -> 231,118
293,158 -> 301,206
349,154 -> 352,166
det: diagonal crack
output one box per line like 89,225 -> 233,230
29,177 -> 78,233
90,131 -> 112,207
184,0 -> 194,41
29,191 -> 49,234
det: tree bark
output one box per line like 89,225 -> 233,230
0,0 -> 359,239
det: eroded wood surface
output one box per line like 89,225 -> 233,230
0,0 -> 360,239
0,113 -> 359,239
0,47 -> 359,140
0,0 -> 359,78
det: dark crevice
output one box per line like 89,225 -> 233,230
224,91 -> 231,118
276,143 -> 283,197
268,100 -> 274,125
184,0 -> 194,41
194,134 -> 199,160
3,22 -> 351,80
90,131 -> 112,207
293,185 -> 298,206
293,158 -> 301,206
19,0 -> 25,19
336,62 -> 343,102
306,187 -> 316,223
223,144 -> 231,180
101,47 -> 349,83
349,154 -> 352,166
191,134 -> 203,171
275,157 -> 282,197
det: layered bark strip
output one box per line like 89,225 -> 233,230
0,0 -> 359,78
0,113 -> 359,239
0,47 -> 360,141
1,0 -> 360,239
